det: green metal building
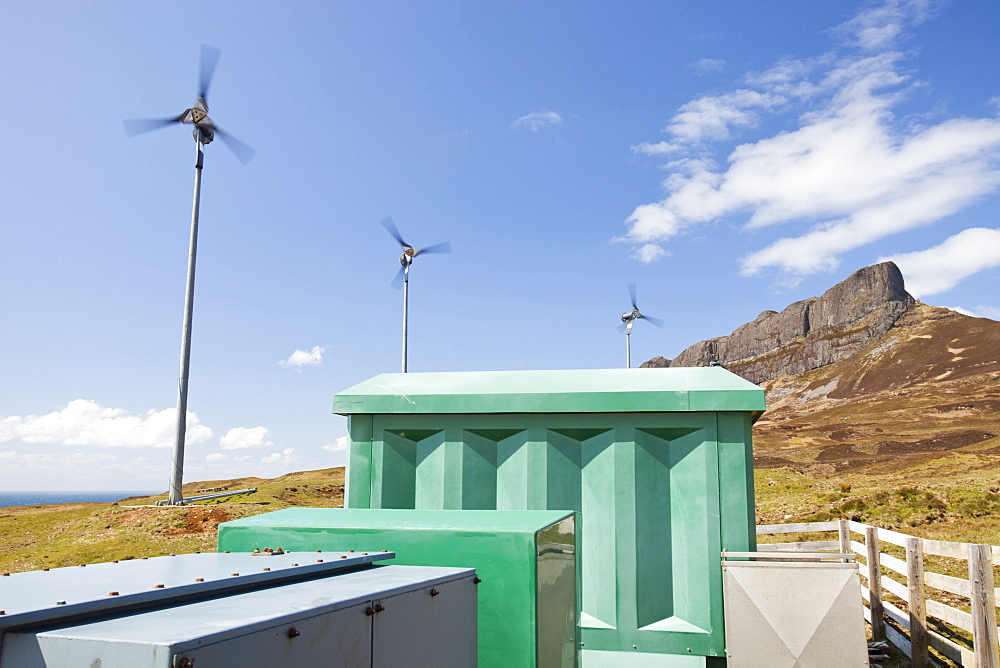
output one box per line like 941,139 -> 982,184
332,367 -> 764,667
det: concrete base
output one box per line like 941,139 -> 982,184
581,649 -> 708,667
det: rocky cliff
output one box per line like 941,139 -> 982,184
641,261 -> 915,383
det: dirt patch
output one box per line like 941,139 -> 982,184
753,456 -> 795,468
165,508 -> 231,536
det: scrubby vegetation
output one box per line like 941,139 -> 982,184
0,468 -> 344,573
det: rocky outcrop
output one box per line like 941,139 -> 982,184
641,262 -> 915,383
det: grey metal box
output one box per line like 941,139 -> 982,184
1,554 -> 476,668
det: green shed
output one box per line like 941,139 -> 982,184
218,509 -> 576,667
334,367 -> 764,667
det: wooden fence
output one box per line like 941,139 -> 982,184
756,520 -> 1000,667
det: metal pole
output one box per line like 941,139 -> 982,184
401,264 -> 409,373
626,330 -> 631,369
167,136 -> 204,505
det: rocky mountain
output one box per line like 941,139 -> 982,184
641,262 -> 916,383
643,262 -> 1000,480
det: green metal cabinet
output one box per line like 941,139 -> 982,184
217,508 -> 576,668
333,368 -> 764,667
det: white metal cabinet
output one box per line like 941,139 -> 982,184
1,558 -> 476,668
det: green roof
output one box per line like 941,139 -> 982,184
220,508 -> 574,532
333,367 -> 764,415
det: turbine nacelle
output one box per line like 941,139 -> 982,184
177,98 -> 215,144
123,47 -> 255,163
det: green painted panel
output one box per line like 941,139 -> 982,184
217,508 -> 575,668
347,412 -> 749,662
334,368 -> 764,416
337,368 -> 761,665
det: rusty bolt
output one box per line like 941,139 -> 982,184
287,627 -> 300,639
474,577 -> 482,584
317,559 -> 324,563
292,563 -> 299,566
55,600 -> 66,605
362,552 -> 368,556
178,658 -> 194,668
108,592 -> 119,596
223,551 -> 230,554
0,610 -> 5,615
374,603 -> 385,613
348,549 -> 355,553
231,572 -> 239,576
316,550 -> 322,553
154,584 -> 165,589
339,555 -> 347,559
253,548 -> 260,554
43,568 -> 50,572
430,589 -> 440,597
2,573 -> 8,576
381,549 -> 388,553
365,607 -> 375,616
79,564 -> 86,567
195,577 -> 204,582
263,567 -> 271,572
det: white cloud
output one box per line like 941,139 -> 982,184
631,243 -> 668,264
690,58 -> 725,75
220,426 -> 274,450
0,400 -> 211,448
621,0 -> 1000,283
205,452 -> 227,464
261,447 -> 298,466
278,346 -> 326,370
511,109 -> 562,132
974,305 -> 1000,321
323,436 -> 349,453
834,0 -> 934,52
631,141 -> 682,156
666,90 -> 784,144
0,450 -> 119,467
880,228 -> 1000,297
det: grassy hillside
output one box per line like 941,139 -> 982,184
0,468 -> 344,573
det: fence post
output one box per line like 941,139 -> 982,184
838,519 -> 851,562
907,536 -> 929,667
866,525 -> 885,642
969,543 -> 999,668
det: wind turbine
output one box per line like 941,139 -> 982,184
380,217 -> 451,373
619,283 -> 663,369
125,45 -> 255,506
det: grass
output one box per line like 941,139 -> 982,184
0,468 -> 344,573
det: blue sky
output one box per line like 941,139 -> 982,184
1,0 -> 997,490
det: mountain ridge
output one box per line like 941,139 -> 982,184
641,261 -> 916,383
641,262 -> 1000,480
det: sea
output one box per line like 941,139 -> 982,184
0,491 -> 160,508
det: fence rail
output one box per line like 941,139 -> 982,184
757,520 -> 1000,667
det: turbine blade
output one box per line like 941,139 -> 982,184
123,116 -> 184,137
199,44 -> 222,104
380,217 -> 408,248
390,265 -> 406,290
642,314 -> 665,328
215,126 -> 256,164
628,283 -> 638,309
415,241 -> 452,256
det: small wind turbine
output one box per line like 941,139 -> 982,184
380,217 -> 451,373
124,45 -> 255,506
619,283 -> 663,369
